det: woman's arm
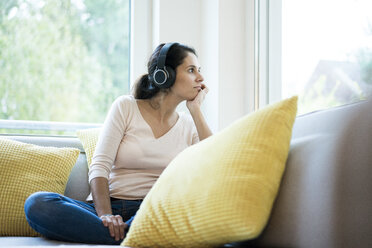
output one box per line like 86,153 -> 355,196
88,97 -> 130,241
91,177 -> 127,241
188,105 -> 212,141
91,177 -> 112,216
186,85 -> 212,141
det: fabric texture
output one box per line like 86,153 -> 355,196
86,95 -> 199,200
0,138 -> 79,236
122,96 -> 298,248
76,128 -> 100,167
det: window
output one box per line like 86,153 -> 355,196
0,0 -> 130,135
281,0 -> 372,115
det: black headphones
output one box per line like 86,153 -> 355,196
152,42 -> 178,89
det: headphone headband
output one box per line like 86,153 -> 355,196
156,42 -> 178,69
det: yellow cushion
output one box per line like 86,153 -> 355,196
122,96 -> 298,248
76,128 -> 100,167
0,138 -> 80,236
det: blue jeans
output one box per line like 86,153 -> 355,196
24,192 -> 142,244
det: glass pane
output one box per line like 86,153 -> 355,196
282,0 -> 372,115
0,0 -> 130,134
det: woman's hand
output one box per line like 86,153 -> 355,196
186,83 -> 212,141
186,83 -> 209,112
100,214 -> 127,241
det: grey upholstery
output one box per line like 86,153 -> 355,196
237,98 -> 372,248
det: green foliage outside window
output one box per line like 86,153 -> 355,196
0,0 -> 130,126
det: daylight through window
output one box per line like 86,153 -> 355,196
0,0 -> 130,135
282,0 -> 372,115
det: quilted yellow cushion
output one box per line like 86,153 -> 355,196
0,138 -> 80,236
76,128 -> 100,167
122,96 -> 298,248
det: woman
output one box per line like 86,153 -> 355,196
24,42 -> 212,244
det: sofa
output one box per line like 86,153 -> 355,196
1,98 -> 371,247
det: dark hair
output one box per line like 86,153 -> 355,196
134,43 -> 197,99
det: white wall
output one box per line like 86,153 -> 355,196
200,0 -> 219,132
131,0 -> 254,132
217,0 -> 250,129
155,0 -> 202,51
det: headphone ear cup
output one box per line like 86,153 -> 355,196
163,66 -> 176,88
153,69 -> 166,87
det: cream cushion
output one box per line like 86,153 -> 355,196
76,128 -> 100,167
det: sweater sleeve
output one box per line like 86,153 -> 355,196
88,96 -> 129,183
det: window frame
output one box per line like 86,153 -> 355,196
0,120 -> 101,138
254,0 -> 282,109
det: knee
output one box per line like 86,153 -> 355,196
24,192 -> 61,218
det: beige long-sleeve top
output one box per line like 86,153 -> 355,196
88,95 -> 199,200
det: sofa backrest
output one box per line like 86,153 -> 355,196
243,98 -> 372,248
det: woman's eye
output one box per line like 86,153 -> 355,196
188,68 -> 194,73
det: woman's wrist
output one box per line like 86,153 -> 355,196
100,214 -> 114,217
187,104 -> 202,116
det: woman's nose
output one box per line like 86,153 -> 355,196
197,72 -> 204,82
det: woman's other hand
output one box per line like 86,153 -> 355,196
100,214 -> 127,241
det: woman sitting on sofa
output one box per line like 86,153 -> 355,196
24,42 -> 212,244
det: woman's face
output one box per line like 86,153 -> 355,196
170,52 -> 204,101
